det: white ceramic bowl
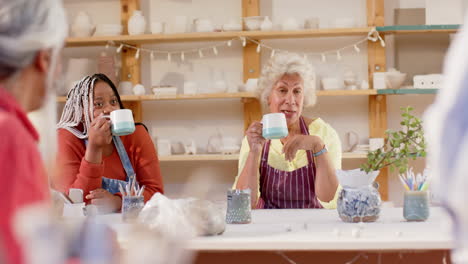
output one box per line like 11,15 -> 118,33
385,72 -> 407,89
243,16 -> 264,31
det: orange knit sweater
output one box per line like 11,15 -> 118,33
55,125 -> 164,202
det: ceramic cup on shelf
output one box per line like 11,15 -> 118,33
102,109 -> 135,136
403,191 -> 430,221
261,113 -> 288,139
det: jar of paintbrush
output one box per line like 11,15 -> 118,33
400,168 -> 430,221
120,177 -> 145,222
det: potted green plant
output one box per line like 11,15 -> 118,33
360,106 -> 427,174
336,107 -> 426,223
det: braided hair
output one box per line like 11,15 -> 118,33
57,73 -> 124,139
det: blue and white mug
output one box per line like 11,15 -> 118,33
261,113 -> 288,139
103,109 -> 135,136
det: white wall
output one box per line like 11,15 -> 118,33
62,0 -> 448,205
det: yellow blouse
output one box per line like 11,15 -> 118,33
233,118 -> 342,209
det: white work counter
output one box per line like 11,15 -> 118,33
97,207 -> 453,252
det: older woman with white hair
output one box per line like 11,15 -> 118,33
0,0 -> 67,263
234,52 -> 341,209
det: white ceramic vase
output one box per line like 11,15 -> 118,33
260,16 -> 273,31
71,11 -> 94,37
128,10 -> 146,35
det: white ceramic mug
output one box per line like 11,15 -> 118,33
262,113 -> 288,139
103,109 -> 135,136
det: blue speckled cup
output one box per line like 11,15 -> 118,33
262,113 -> 288,139
403,191 -> 429,221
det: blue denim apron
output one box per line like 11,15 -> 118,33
84,136 -> 136,194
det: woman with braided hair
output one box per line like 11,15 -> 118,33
55,73 -> 164,212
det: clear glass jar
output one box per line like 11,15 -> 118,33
337,183 -> 381,223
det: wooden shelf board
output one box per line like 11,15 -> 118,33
377,88 -> 438,95
377,24 -> 460,34
56,92 -> 257,103
65,28 -> 373,47
317,90 -> 377,96
138,92 -> 257,101
342,152 -> 367,159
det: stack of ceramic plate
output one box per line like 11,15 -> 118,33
152,86 -> 177,97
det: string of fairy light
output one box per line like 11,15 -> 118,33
106,27 -> 385,62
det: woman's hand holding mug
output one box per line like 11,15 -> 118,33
88,114 -> 112,149
246,121 -> 265,153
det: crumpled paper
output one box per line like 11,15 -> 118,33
138,193 -> 225,239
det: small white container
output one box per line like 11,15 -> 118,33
157,139 -> 172,156
152,87 -> 177,97
244,16 -> 264,31
373,72 -> 386,90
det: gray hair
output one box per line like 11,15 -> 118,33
258,52 -> 317,110
0,0 -> 67,79
57,76 -> 98,139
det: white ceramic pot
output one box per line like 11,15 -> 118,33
71,11 -> 94,37
260,16 -> 273,31
128,10 -> 146,35
133,84 -> 146,95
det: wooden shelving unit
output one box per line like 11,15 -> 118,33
65,28 -> 373,47
64,0 -> 444,201
57,90 -> 376,103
